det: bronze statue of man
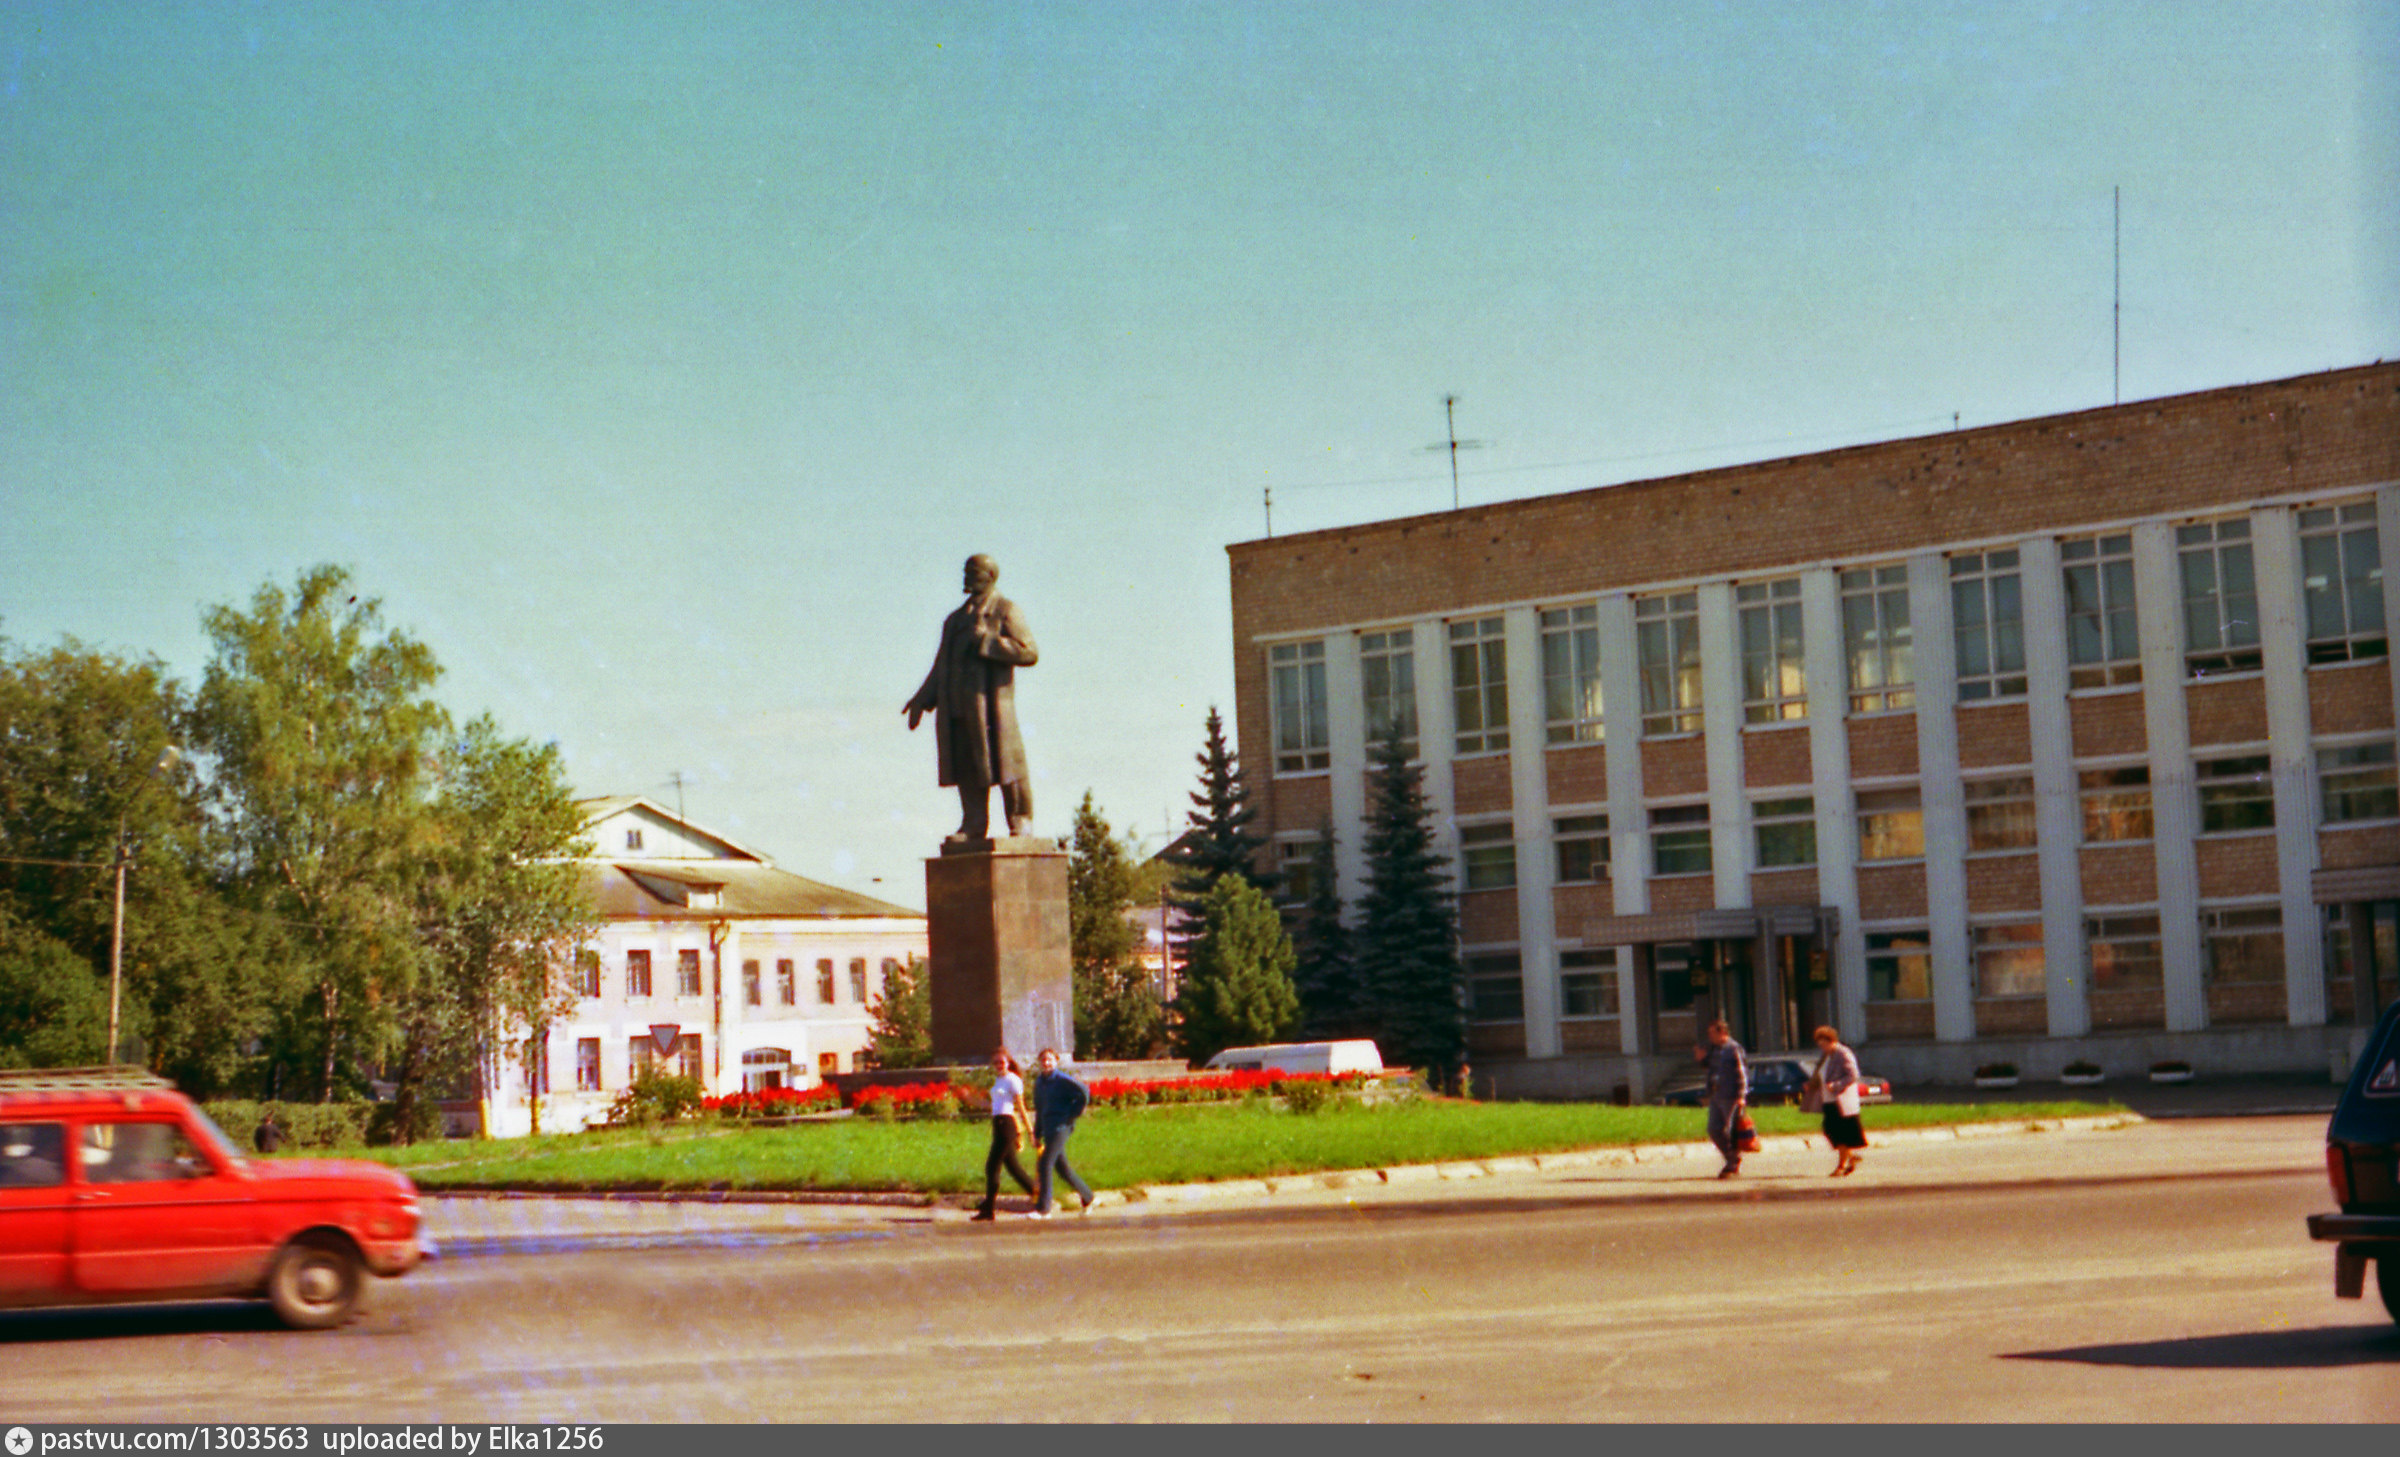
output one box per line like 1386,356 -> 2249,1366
904,554 -> 1038,841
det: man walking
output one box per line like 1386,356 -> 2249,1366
1702,1019 -> 1748,1179
1029,1047 -> 1095,1217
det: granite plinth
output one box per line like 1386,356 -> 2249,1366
926,841 -> 1074,1062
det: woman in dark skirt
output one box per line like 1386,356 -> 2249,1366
1812,1025 -> 1869,1176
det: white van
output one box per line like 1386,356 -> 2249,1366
1203,1040 -> 1385,1077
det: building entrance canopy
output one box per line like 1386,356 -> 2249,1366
1582,905 -> 1839,1056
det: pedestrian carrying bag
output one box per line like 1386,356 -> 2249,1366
1835,1083 -> 1862,1118
1799,1079 -> 1824,1114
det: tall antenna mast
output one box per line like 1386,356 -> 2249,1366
2113,185 -> 2121,405
1417,394 -> 1490,510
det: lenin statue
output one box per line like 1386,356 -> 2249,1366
904,554 -> 1037,841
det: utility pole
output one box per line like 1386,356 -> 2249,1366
108,820 -> 127,1065
2113,185 -> 2122,406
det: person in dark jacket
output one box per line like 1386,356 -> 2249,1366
1700,1019 -> 1748,1179
1029,1047 -> 1094,1217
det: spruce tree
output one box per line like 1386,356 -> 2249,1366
1172,874 -> 1299,1064
1067,792 -> 1165,1058
1353,728 -> 1466,1080
1289,820 -> 1360,1040
1163,707 -> 1272,925
866,955 -> 934,1069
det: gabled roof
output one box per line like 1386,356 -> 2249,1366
575,796 -> 771,865
586,860 -> 921,922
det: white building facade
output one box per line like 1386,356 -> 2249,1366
484,797 -> 927,1137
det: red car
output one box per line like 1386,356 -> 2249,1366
0,1068 -> 426,1329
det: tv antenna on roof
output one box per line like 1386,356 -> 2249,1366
1416,394 -> 1490,510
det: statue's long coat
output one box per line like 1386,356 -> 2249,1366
911,592 -> 1037,790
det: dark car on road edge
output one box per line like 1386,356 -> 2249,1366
1656,1052 -> 1893,1107
2308,996 -> 2400,1325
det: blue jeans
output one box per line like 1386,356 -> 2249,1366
1035,1120 -> 1093,1212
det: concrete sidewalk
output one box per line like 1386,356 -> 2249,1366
419,1080 -> 2337,1255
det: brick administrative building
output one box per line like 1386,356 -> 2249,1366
1227,362 -> 2400,1096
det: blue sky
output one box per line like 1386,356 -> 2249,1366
4,2 -> 2395,904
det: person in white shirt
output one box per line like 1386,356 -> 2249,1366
973,1050 -> 1037,1221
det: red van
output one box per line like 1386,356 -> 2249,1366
0,1068 -> 426,1329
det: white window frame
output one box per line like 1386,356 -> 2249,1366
1270,640 -> 1331,773
1359,628 -> 1419,759
1864,927 -> 1932,1003
2300,500 -> 2387,665
2319,738 -> 2400,824
1736,577 -> 1807,724
1949,549 -> 2026,701
2201,902 -> 2284,986
2079,762 -> 2153,843
1458,820 -> 1517,892
1558,948 -> 1620,1018
1856,785 -> 1925,862
1840,564 -> 1914,713
1553,812 -> 1610,883
2179,517 -> 2262,677
1464,949 -> 1524,1024
2062,532 -> 2142,689
1750,794 -> 1817,869
1449,617 -> 1510,755
1540,604 -> 1604,744
1649,802 -> 1712,877
1962,773 -> 2038,853
2195,752 -> 2274,834
2085,909 -> 2164,991
1971,920 -> 2046,999
1635,592 -> 1703,735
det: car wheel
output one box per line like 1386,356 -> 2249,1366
2379,1254 -> 2400,1327
267,1235 -> 362,1330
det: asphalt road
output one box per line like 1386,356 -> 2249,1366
1,1115 -> 2394,1422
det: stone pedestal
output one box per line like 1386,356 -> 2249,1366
926,838 -> 1074,1062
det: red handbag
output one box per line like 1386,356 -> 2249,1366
1733,1108 -> 1762,1153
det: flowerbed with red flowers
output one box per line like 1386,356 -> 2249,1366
813,1069 -> 1379,1120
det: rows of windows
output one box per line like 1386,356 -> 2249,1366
550,1037 -> 857,1094
578,951 -> 895,1008
1435,739 -> 2398,891
1863,901 -> 2293,1006
1269,500 -> 2386,770
1465,947 -> 1622,1025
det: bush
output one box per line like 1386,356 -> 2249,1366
201,1099 -> 370,1152
609,1070 -> 706,1126
366,1099 -> 446,1147
1280,1079 -> 1333,1115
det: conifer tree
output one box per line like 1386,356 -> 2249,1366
866,955 -> 935,1069
1068,792 -> 1165,1058
1288,820 -> 1360,1040
1172,874 -> 1298,1064
1353,728 -> 1466,1080
1162,707 -> 1271,924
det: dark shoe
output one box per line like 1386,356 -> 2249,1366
1080,1192 -> 1096,1213
971,1208 -> 996,1221
1717,1163 -> 1741,1179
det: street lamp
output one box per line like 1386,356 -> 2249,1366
107,745 -> 181,1065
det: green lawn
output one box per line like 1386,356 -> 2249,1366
344,1097 -> 2126,1196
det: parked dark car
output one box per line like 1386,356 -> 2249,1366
1656,1053 -> 1893,1107
2307,996 -> 2400,1325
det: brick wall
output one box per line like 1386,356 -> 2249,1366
1743,725 -> 1812,787
1965,854 -> 2042,914
1848,714 -> 1919,779
2081,843 -> 2159,905
1856,863 -> 1928,921
1958,703 -> 2033,769
1866,1002 -> 1936,1041
1459,888 -> 1519,943
1641,734 -> 1708,799
1973,998 -> 2048,1036
1750,868 -> 1822,906
1651,875 -> 1716,915
1267,773 -> 1330,838
1561,1018 -> 1621,1053
1452,755 -> 1514,816
1468,1024 -> 1528,1058
1544,744 -> 1609,805
2308,662 -> 2395,735
2197,833 -> 2281,899
2187,679 -> 2269,747
2322,825 -> 2400,870
1552,881 -> 1612,938
2090,988 -> 2167,1030
2206,982 -> 2288,1026
2070,691 -> 2148,759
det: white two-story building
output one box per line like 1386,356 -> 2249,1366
485,796 -> 927,1136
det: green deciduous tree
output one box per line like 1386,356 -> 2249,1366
194,565 -> 452,1101
867,955 -> 935,1069
1172,874 -> 1299,1064
0,906 -> 108,1068
1354,729 -> 1466,1081
1068,791 -> 1165,1059
395,716 -> 597,1140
